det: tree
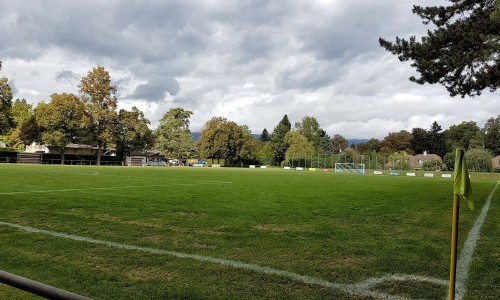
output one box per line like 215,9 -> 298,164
484,115 -> 500,155
443,152 -> 456,171
270,115 -> 291,166
284,130 -> 315,164
331,134 -> 348,154
257,141 -> 274,166
260,128 -> 270,142
411,127 -> 428,154
117,107 -> 154,159
6,99 -> 40,147
198,117 -> 256,165
357,138 -> 381,154
379,0 -> 500,97
380,130 -> 413,153
320,132 -> 334,155
0,61 -> 13,135
427,121 -> 447,158
446,121 -> 483,150
294,116 -> 323,152
465,148 -> 493,172
155,107 -> 195,162
36,93 -> 85,164
79,66 -> 118,165
388,151 -> 411,170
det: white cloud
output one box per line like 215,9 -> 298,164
0,0 -> 497,139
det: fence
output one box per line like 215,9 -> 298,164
0,151 -> 124,166
284,153 -> 444,172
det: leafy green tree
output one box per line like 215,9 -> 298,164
427,121 -> 447,158
357,138 -> 381,154
484,115 -> 500,155
284,130 -> 315,165
234,125 -> 259,165
79,66 -> 118,165
270,114 -> 291,166
445,121 -> 483,150
388,151 -> 411,170
257,141 -> 274,165
380,130 -> 413,153
411,127 -> 428,154
198,117 -> 256,165
155,107 -> 195,162
295,116 -> 323,152
6,99 -> 39,147
331,134 -> 348,154
117,107 -> 154,159
0,61 -> 13,135
379,0 -> 500,97
422,159 -> 441,171
36,93 -> 86,164
443,152 -> 456,171
320,132 -> 333,155
260,128 -> 270,142
198,117 -> 229,164
465,148 -> 493,172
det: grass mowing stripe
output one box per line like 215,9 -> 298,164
0,220 -> 448,300
455,181 -> 500,300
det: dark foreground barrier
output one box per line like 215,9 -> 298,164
0,270 -> 90,300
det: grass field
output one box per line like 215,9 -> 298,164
0,164 -> 498,299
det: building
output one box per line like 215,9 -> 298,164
25,142 -> 117,156
493,155 -> 500,171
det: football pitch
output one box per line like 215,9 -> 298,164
0,164 -> 498,299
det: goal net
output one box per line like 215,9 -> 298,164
334,163 -> 365,174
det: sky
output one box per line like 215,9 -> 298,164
1,0 -> 498,139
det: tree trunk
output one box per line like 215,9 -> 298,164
61,153 -> 65,165
97,141 -> 103,166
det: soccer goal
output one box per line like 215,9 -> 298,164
334,163 -> 365,174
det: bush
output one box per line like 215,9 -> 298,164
465,148 -> 493,172
443,152 -> 456,171
422,159 -> 441,171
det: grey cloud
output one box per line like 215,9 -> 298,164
130,76 -> 180,102
8,79 -> 19,96
1,0 -> 495,140
55,70 -> 79,85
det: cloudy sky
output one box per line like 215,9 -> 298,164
1,0 -> 497,139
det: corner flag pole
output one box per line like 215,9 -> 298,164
448,193 -> 460,300
448,148 -> 473,300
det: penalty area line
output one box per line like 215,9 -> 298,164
0,221 -> 446,300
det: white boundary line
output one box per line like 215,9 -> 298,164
0,181 -> 232,195
0,221 -> 447,300
454,181 -> 500,300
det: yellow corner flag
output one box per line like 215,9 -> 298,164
453,148 -> 473,210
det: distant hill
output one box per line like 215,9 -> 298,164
192,132 -> 260,141
192,132 -> 368,144
348,139 -> 369,145
192,132 -> 201,141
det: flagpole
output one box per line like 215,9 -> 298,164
448,194 -> 460,300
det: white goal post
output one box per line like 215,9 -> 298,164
334,163 -> 366,174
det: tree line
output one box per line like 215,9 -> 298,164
1,62 -> 499,170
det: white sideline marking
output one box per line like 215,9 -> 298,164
0,221 -> 447,300
0,181 -> 232,195
454,181 -> 500,300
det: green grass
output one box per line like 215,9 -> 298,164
0,164 -> 498,299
